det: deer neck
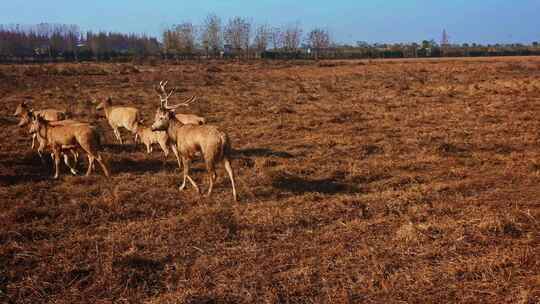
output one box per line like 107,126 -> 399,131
102,104 -> 113,119
167,116 -> 183,142
36,124 -> 49,144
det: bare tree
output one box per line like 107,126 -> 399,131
202,13 -> 222,56
224,16 -> 251,54
253,24 -> 271,52
162,29 -> 179,55
307,28 -> 331,59
270,26 -> 283,50
175,22 -> 196,54
282,22 -> 303,51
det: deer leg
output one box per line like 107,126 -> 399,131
71,150 -> 79,166
113,128 -> 123,144
52,148 -> 61,179
86,154 -> 95,176
31,134 -> 36,149
159,139 -> 169,158
224,158 -> 238,201
95,153 -> 110,177
36,149 -> 46,165
63,153 -> 79,175
179,157 -> 188,191
205,163 -> 217,197
180,157 -> 200,194
146,143 -> 151,154
171,144 -> 182,171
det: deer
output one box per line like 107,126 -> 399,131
29,114 -> 97,175
29,114 -> 110,179
152,81 -> 237,201
156,81 -> 206,125
92,96 -> 141,144
14,101 -> 68,149
135,126 -> 169,156
16,105 -> 81,167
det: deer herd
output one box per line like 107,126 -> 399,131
13,81 -> 238,201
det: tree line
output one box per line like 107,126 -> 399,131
0,23 -> 159,62
1,18 -> 539,63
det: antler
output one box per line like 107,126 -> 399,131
156,80 -> 197,110
164,96 -> 198,110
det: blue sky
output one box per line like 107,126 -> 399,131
3,0 -> 539,44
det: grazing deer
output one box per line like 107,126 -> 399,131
15,101 -> 68,149
156,81 -> 206,125
135,126 -> 169,156
93,97 -> 141,144
152,81 -> 237,201
29,114 -> 110,179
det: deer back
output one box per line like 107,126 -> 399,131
175,124 -> 229,160
108,106 -> 140,129
35,109 -> 67,121
174,113 -> 206,125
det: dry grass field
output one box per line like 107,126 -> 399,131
0,57 -> 539,303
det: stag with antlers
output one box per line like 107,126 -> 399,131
152,81 -> 237,201
156,81 -> 206,125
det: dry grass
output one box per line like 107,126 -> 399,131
1,57 -> 539,303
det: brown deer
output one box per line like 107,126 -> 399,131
152,81 -> 237,201
15,101 -> 68,149
93,97 -> 141,144
32,117 -> 86,174
29,114 -> 110,179
135,126 -> 169,156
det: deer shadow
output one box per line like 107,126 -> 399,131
235,148 -> 295,159
113,255 -> 166,293
110,156 -> 206,175
0,174 -> 49,186
111,157 -> 168,174
272,173 -> 360,195
102,143 -> 141,154
0,116 -> 18,126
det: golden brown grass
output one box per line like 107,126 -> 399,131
1,57 -> 539,303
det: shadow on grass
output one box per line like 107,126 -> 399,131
102,143 -> 140,154
235,148 -> 295,159
0,174 -> 49,186
111,157 -> 167,174
113,254 -> 166,295
0,152 -> 50,185
110,157 -> 205,175
272,173 -> 360,195
0,116 -> 18,125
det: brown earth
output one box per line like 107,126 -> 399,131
0,57 -> 539,303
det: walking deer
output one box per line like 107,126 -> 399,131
29,114 -> 110,178
93,97 -> 141,144
32,118 -> 87,174
151,81 -> 237,201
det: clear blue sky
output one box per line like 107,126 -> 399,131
3,0 -> 539,44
